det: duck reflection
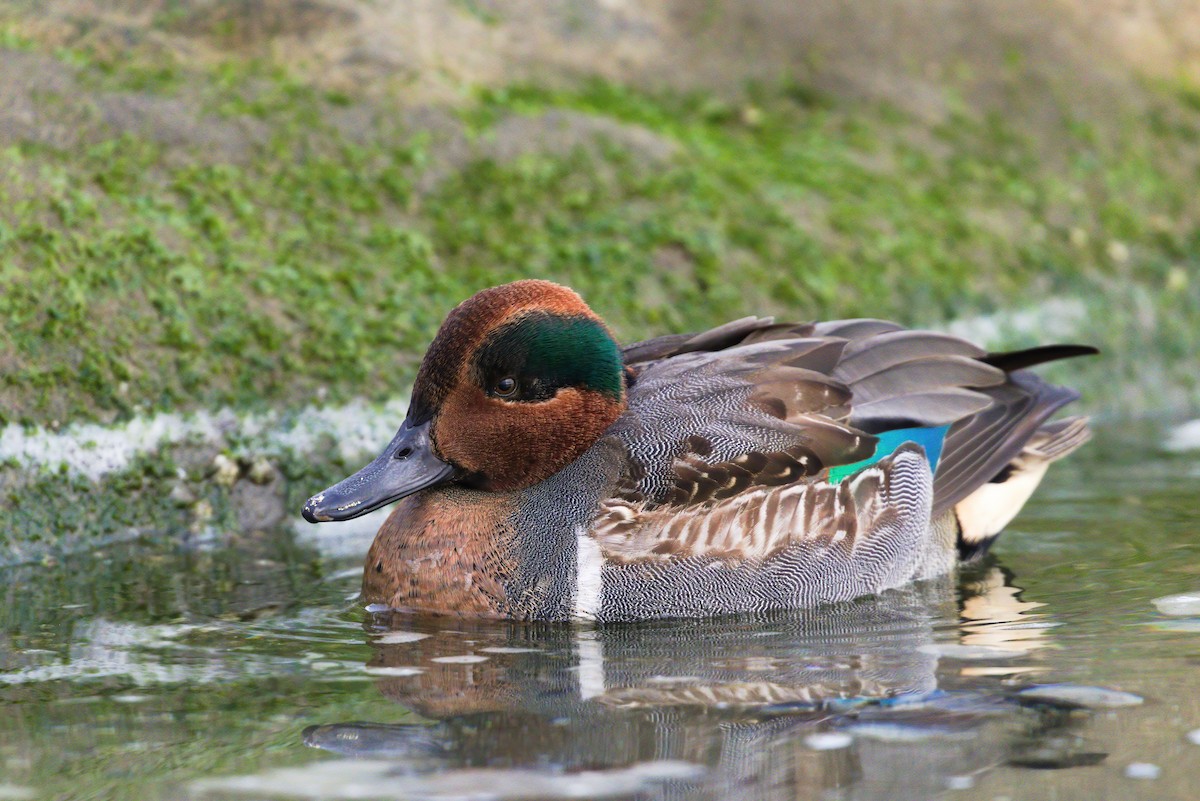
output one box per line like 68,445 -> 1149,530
305,567 -> 1098,801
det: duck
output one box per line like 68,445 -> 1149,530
302,280 -> 1095,622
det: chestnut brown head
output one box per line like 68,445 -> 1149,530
303,281 -> 626,521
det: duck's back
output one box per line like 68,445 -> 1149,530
533,317 -> 1091,622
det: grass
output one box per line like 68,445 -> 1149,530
0,43 -> 1198,426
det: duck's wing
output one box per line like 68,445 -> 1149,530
614,335 -> 874,506
819,325 -> 1095,517
606,319 -> 1093,559
621,317 -> 794,367
616,321 -> 1007,502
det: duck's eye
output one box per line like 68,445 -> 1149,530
494,377 -> 518,397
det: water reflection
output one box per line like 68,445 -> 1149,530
296,567 -> 1106,801
2,426 -> 1190,799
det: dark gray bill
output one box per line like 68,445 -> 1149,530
301,418 -> 455,523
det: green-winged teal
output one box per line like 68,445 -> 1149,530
303,280 -> 1094,622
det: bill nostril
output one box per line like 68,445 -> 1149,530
394,447 -> 413,460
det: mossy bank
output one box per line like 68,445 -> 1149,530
1,14 -> 1198,430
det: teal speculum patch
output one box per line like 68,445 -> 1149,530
826,425 -> 950,484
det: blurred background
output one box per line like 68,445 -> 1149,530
1,0 -> 1197,429
4,0 -> 1199,559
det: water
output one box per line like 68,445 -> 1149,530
1,424 -> 1198,800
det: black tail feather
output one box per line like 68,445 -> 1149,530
981,344 -> 1099,373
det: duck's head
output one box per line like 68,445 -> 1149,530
302,280 -> 625,522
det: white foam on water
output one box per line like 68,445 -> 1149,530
1165,420 -> 1200,452
0,397 -> 410,482
191,759 -> 705,800
431,655 -> 489,664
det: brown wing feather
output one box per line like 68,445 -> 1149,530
591,444 -> 933,568
832,330 -> 986,383
596,470 -> 849,564
812,318 -> 906,339
614,315 -> 1091,528
849,355 -> 1005,402
621,317 -> 781,366
613,332 -> 873,505
667,445 -> 826,506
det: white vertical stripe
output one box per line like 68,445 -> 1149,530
574,526 -> 603,620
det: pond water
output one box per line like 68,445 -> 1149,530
1,423 -> 1198,801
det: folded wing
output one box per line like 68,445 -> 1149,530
610,317 -> 1093,559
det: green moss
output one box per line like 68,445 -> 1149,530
0,22 -> 35,51
0,47 -> 1197,425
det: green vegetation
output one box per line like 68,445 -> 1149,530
0,415 -> 378,565
1,42 -> 1198,426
